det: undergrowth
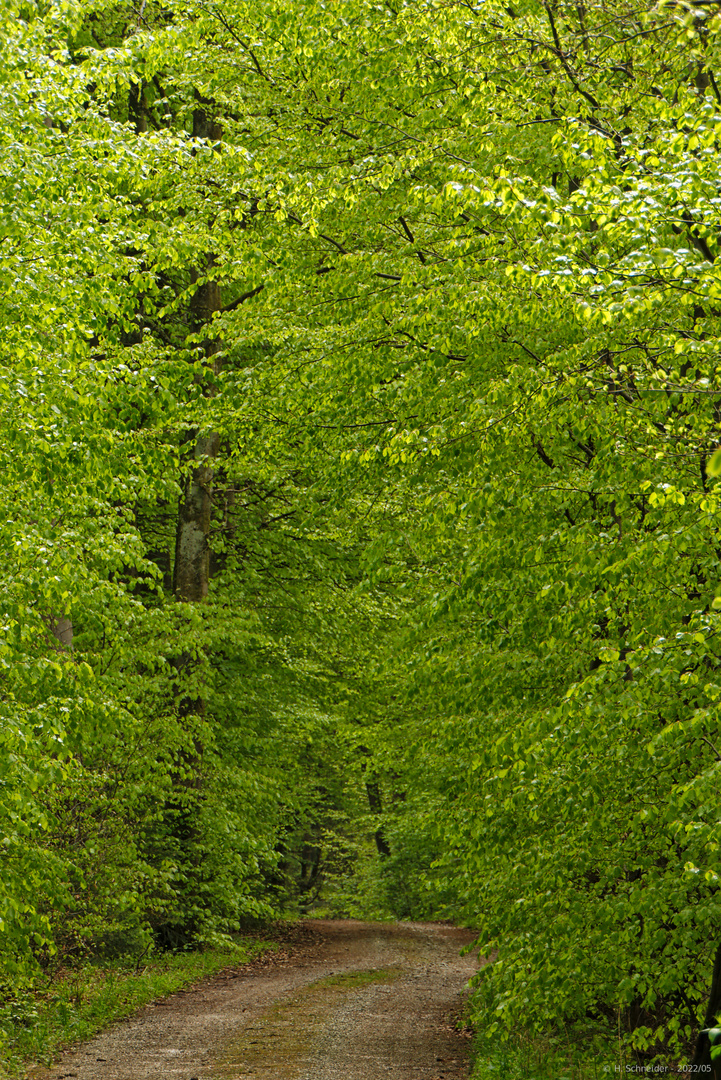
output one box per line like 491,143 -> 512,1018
470,1025 -> 638,1080
0,937 -> 275,1078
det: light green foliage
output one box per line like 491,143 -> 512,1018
3,0 -> 721,1069
0,0 -> 379,994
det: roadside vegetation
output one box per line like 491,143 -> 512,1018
0,938 -> 275,1077
3,0 -> 721,1073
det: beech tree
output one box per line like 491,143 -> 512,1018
4,0 -> 721,1069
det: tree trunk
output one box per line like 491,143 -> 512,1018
160,104 -> 222,946
51,615 -> 73,650
172,103 -> 222,601
173,428 -> 219,601
365,779 -> 391,857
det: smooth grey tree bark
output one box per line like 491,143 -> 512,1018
51,615 -> 73,650
172,105 -> 222,603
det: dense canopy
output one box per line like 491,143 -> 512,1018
3,0 -> 721,1070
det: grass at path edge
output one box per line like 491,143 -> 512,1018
469,1024 -> 646,1080
1,937 -> 277,1078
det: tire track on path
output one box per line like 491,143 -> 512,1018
29,920 -> 479,1080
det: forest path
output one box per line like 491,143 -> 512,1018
29,921 -> 479,1080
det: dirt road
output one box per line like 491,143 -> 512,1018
29,921 -> 479,1080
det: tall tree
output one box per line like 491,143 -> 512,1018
173,105 -> 223,603
5,0 -> 721,1070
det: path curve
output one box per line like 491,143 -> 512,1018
29,920 -> 479,1080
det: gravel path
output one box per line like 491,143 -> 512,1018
28,921 -> 479,1080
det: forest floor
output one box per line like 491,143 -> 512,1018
26,920 -> 479,1080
